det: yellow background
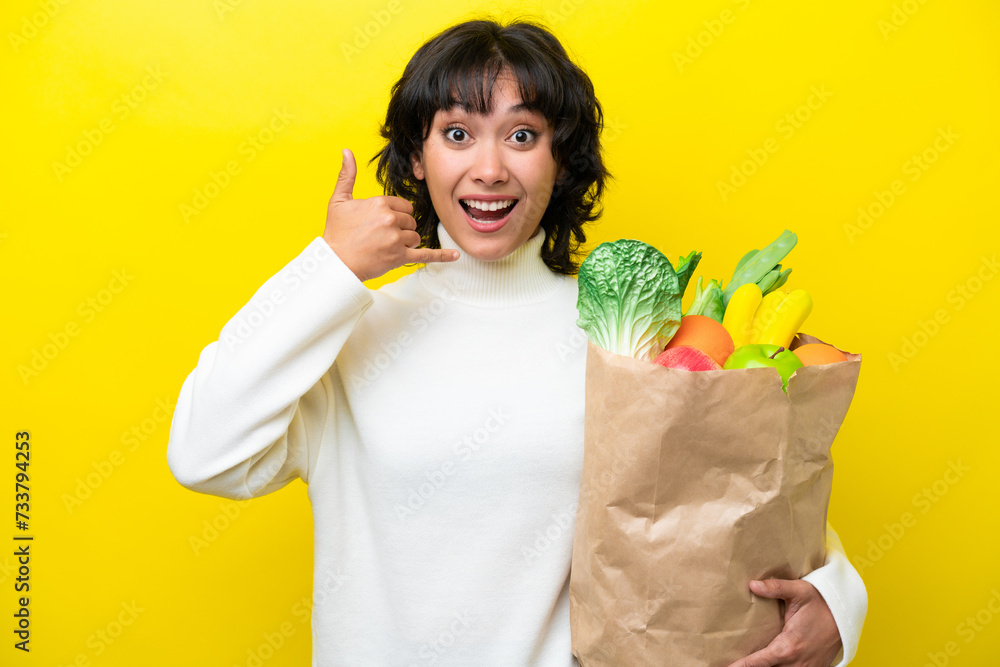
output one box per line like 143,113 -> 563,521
3,0 -> 998,664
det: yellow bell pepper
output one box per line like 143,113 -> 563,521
722,283 -> 762,347
758,289 -> 813,348
749,289 -> 787,344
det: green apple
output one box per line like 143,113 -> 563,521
722,344 -> 804,393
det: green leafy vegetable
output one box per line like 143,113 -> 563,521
685,276 -> 725,323
674,250 -> 702,298
721,230 -> 797,307
576,239 -> 683,362
768,267 -> 792,293
732,249 -> 757,276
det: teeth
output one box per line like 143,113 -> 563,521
463,199 -> 515,211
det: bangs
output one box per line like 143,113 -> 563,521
406,23 -> 570,139
435,58 -> 561,120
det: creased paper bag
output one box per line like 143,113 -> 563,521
569,333 -> 861,666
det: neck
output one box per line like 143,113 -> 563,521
417,223 -> 564,307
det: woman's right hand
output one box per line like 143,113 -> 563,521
323,148 -> 459,282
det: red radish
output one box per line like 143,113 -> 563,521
653,345 -> 721,371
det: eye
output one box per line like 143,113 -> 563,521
511,128 -> 538,145
442,126 -> 468,143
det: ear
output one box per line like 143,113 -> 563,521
556,165 -> 568,185
410,152 -> 425,180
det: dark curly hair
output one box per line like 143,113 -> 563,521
369,16 -> 611,275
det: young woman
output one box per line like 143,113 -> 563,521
167,17 -> 866,666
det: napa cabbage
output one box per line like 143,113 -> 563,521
576,239 -> 698,362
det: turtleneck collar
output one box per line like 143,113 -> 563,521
417,222 -> 565,307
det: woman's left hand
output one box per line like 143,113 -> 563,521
725,579 -> 842,667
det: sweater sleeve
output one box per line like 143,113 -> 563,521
801,522 -> 868,665
166,236 -> 374,500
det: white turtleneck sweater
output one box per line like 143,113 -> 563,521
166,223 -> 866,666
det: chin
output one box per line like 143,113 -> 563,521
444,225 -> 513,259
461,241 -> 513,263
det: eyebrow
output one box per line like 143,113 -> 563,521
505,103 -> 535,114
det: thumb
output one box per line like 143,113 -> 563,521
749,578 -> 791,600
331,148 -> 356,203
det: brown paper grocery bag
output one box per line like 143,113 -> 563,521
569,333 -> 861,666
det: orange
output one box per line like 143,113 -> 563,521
665,315 -> 735,367
793,343 -> 848,366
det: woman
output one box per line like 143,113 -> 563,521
167,17 -> 865,666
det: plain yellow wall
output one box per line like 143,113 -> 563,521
3,0 -> 998,665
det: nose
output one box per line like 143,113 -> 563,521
469,140 -> 508,185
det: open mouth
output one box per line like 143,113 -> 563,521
460,198 -> 518,224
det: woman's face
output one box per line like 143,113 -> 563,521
411,73 -> 562,263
